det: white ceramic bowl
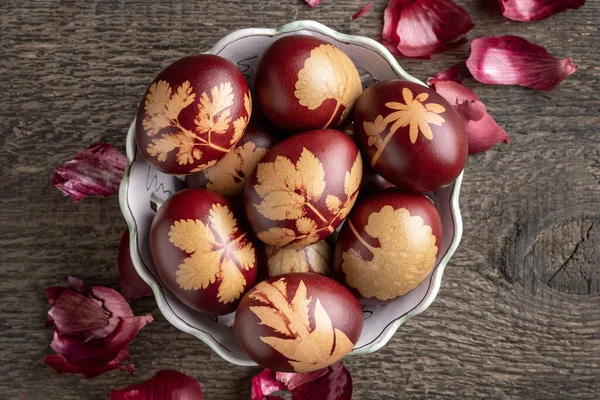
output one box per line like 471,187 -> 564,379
119,20 -> 463,367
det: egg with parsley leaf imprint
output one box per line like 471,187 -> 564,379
235,273 -> 362,372
354,80 -> 467,192
149,188 -> 257,315
185,115 -> 278,197
333,189 -> 442,305
136,54 -> 251,175
244,129 -> 362,249
255,35 -> 362,133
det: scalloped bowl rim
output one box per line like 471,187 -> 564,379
119,20 -> 463,366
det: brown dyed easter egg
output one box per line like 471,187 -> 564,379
244,129 -> 363,249
149,188 -> 257,315
354,80 -> 467,192
185,115 -> 278,197
136,55 -> 251,175
235,273 -> 362,372
333,189 -> 443,305
265,240 -> 331,277
255,35 -> 362,133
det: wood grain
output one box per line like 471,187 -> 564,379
0,0 -> 599,399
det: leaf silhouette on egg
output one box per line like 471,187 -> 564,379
146,133 -> 192,163
294,217 -> 320,247
266,241 -> 331,277
255,151 -> 362,248
168,204 -> 255,303
143,80 -> 196,137
257,227 -> 298,248
363,87 -> 446,166
254,148 -> 325,221
204,141 -> 268,197
294,44 -> 362,128
325,195 -> 342,214
342,206 -> 438,301
363,115 -> 386,150
231,92 -> 253,145
188,159 -> 218,174
344,155 -> 362,197
384,89 -> 446,144
249,278 -> 354,372
143,79 -> 251,169
194,82 -> 234,135
325,155 -> 362,220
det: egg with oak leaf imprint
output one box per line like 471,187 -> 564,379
244,129 -> 362,249
334,189 -> 443,305
235,273 -> 363,372
185,115 -> 278,197
354,80 -> 467,192
255,35 -> 362,133
136,54 -> 251,175
149,188 -> 257,315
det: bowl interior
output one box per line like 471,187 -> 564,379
120,21 -> 463,366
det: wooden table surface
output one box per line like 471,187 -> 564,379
1,0 -> 599,398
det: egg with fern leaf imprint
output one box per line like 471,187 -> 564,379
136,55 -> 251,175
235,273 -> 362,372
243,129 -> 362,249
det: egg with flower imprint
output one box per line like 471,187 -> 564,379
149,188 -> 257,315
235,273 -> 363,372
255,35 -> 362,133
354,80 -> 467,192
186,115 -> 278,197
333,189 -> 443,305
244,129 -> 363,249
136,55 -> 251,175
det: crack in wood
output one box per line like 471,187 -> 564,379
547,222 -> 595,286
503,213 -> 599,296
